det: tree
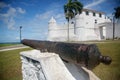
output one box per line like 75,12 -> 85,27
113,6 -> 120,40
114,6 -> 120,19
64,0 -> 83,41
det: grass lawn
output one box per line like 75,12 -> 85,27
0,48 -> 32,80
93,41 -> 120,80
0,43 -> 20,47
0,40 -> 120,80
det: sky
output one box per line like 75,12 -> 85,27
0,0 -> 119,43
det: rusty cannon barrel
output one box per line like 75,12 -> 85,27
21,39 -> 112,69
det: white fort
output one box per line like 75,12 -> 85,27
48,9 -> 120,41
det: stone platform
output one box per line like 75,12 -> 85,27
20,50 -> 100,80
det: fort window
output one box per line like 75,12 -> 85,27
99,13 -> 102,18
93,12 -> 96,16
86,11 -> 89,15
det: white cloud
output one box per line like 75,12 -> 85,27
34,9 -> 66,24
8,7 -> 17,16
84,0 -> 106,8
34,2 -> 65,22
9,18 -> 16,29
55,14 -> 64,19
0,7 -> 17,29
17,7 -> 26,14
35,10 -> 54,20
0,2 -> 26,29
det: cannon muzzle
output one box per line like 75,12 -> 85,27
99,55 -> 112,65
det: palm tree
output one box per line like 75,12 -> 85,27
114,6 -> 120,19
64,0 -> 83,41
113,6 -> 120,40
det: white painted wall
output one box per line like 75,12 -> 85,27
48,18 -> 76,41
115,20 -> 120,38
105,20 -> 120,39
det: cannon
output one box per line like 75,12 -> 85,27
21,39 -> 112,69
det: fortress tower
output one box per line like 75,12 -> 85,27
48,17 -> 58,41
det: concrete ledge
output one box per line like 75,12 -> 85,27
20,50 -> 100,80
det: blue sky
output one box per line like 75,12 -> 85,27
0,0 -> 119,43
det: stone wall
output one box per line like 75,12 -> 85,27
20,50 -> 100,80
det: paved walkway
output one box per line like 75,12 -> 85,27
0,44 -> 29,52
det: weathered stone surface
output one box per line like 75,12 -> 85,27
20,50 -> 100,80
